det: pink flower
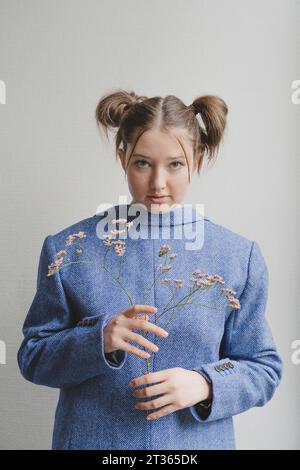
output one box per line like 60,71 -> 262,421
192,269 -> 206,279
196,278 -> 213,287
228,296 -> 241,309
192,269 -> 202,275
47,258 -> 63,276
112,240 -> 126,256
65,231 -> 86,246
173,279 -> 184,288
103,233 -> 113,246
56,250 -> 67,259
66,235 -> 75,246
211,274 -> 225,284
110,229 -> 127,235
221,287 -> 237,296
76,231 -> 86,239
204,274 -> 225,285
102,219 -> 132,255
112,218 -> 128,224
158,245 -> 171,257
161,265 -> 172,272
221,288 -> 240,310
114,245 -> 126,256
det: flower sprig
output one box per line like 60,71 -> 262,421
102,218 -> 133,257
153,244 -> 240,321
46,219 -> 241,375
47,231 -> 86,276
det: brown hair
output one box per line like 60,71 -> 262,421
95,88 -> 228,180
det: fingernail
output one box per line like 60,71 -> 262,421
163,331 -> 169,337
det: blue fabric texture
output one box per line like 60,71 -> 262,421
17,203 -> 283,450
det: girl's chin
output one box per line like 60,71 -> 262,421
149,205 -> 169,214
130,199 -> 181,214
145,201 -> 175,214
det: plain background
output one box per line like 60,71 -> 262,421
0,0 -> 299,450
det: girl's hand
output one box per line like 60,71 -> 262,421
103,304 -> 169,359
129,367 -> 212,421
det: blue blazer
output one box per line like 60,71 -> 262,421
17,203 -> 283,450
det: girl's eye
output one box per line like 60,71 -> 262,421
135,159 -> 150,168
135,160 -> 184,169
170,161 -> 184,169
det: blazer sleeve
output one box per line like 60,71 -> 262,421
189,240 -> 283,423
17,235 -> 128,389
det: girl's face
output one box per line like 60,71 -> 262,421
118,128 -> 195,213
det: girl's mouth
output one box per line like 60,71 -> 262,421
147,196 -> 170,203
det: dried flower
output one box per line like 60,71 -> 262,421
46,233 -> 241,379
158,245 -> 171,257
228,296 -> 241,309
56,250 -> 67,259
66,235 -> 75,246
103,236 -> 113,246
173,279 -> 184,288
76,231 -> 86,239
66,231 -> 86,246
110,229 -> 127,235
161,265 -> 172,272
47,258 -> 63,276
112,218 -> 125,224
192,269 -> 202,275
221,288 -> 240,309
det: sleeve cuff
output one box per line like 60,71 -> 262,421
189,359 -> 237,422
99,314 -> 128,369
104,349 -> 127,367
190,368 -> 213,421
76,313 -> 128,370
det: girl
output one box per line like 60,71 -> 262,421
17,90 -> 282,450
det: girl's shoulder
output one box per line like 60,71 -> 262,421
202,216 -> 254,250
49,213 -> 99,246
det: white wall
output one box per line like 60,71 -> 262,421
0,0 -> 299,449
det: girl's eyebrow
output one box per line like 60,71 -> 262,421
132,153 -> 185,160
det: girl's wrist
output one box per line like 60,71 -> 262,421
192,370 -> 212,401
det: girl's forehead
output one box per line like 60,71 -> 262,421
130,128 -> 193,159
136,127 -> 191,147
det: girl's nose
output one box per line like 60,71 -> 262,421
149,170 -> 167,191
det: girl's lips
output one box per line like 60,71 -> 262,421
147,196 -> 170,203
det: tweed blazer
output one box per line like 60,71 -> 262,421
17,203 -> 283,450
